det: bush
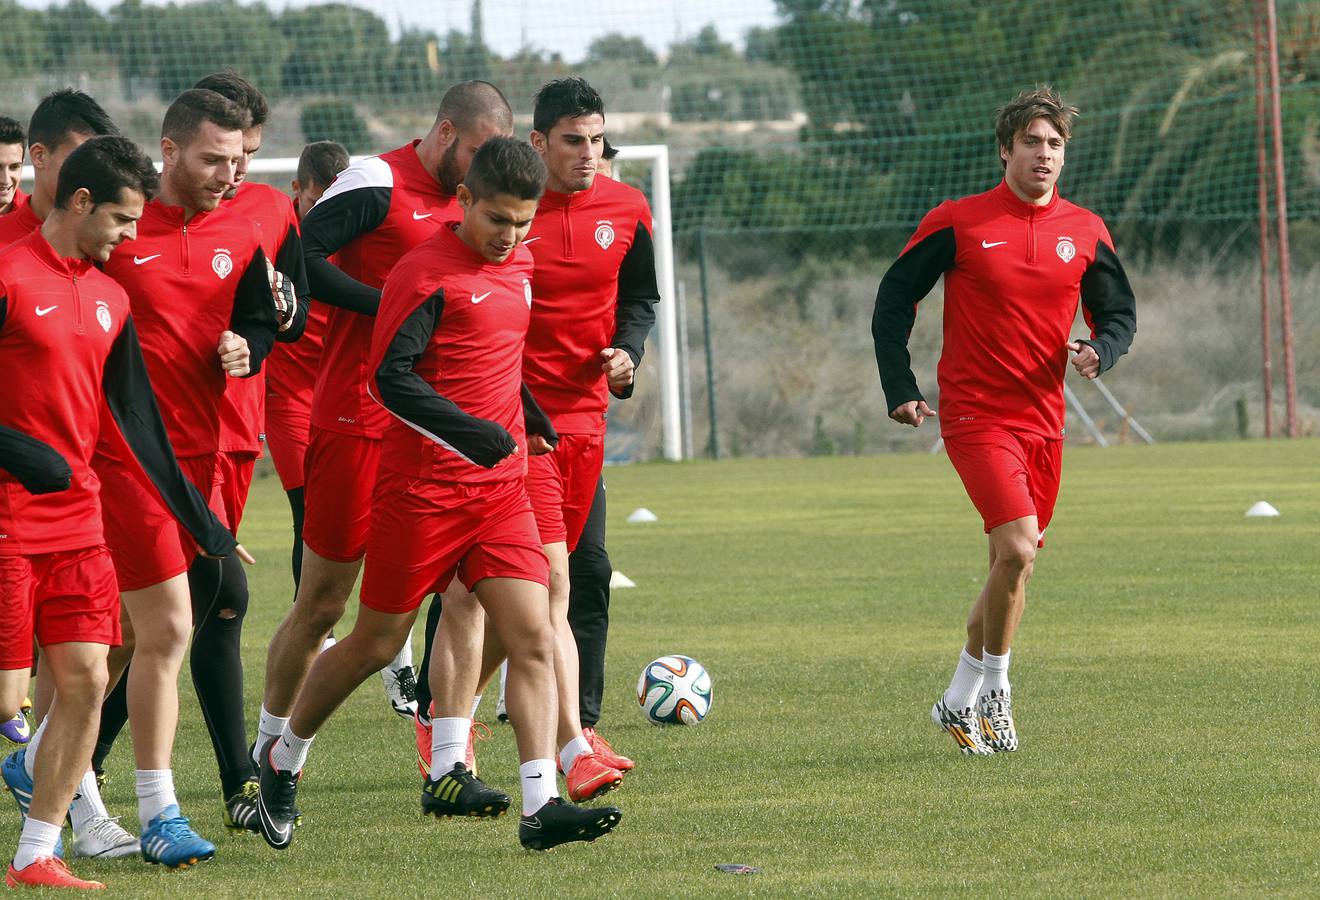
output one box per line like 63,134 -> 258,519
300,99 -> 370,154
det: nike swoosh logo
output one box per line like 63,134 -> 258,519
471,291 -> 491,304
35,306 -> 58,316
412,211 -> 433,220
522,236 -> 540,244
981,240 -> 1007,249
528,773 -> 543,779
133,254 -> 162,265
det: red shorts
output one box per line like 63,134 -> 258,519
99,454 -> 218,591
0,546 -> 121,668
302,427 -> 380,563
359,472 -> 548,614
265,400 -> 312,492
212,451 -> 257,534
525,433 -> 605,551
945,430 -> 1063,544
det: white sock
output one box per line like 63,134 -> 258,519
498,661 -> 508,702
429,717 -> 470,776
270,726 -> 313,774
68,769 -> 110,834
388,631 -> 414,671
22,717 -> 47,779
134,769 -> 177,830
519,759 -> 557,816
255,705 -> 290,764
943,649 -> 985,712
981,649 -> 1011,697
319,634 -> 337,653
469,694 -> 483,719
558,735 -> 592,774
12,817 -> 61,870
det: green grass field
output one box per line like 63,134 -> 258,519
29,439 -> 1320,897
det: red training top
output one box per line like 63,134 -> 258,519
872,180 -> 1137,440
0,193 -> 41,247
369,224 -> 534,485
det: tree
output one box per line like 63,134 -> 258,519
584,33 -> 658,67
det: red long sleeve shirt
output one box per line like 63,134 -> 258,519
0,194 -> 41,247
0,230 -> 232,557
301,141 -> 460,440
872,181 -> 1137,440
369,225 -> 534,485
521,177 -> 659,436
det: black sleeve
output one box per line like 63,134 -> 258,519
1078,240 -> 1137,375
871,227 -> 956,414
521,383 -> 559,448
102,318 -> 237,557
608,221 -> 661,399
301,187 -> 391,316
273,223 -> 310,343
0,424 -> 72,494
228,247 -> 281,376
373,288 -> 517,468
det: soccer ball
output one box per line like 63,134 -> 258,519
637,655 -> 712,725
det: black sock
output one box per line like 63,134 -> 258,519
188,553 -> 254,798
92,665 -> 131,774
286,486 -> 305,592
414,593 -> 443,719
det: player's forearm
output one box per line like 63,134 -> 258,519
611,224 -> 660,366
1080,242 -> 1137,374
376,371 -> 516,468
304,255 -> 381,316
230,253 -> 281,375
274,226 -> 311,342
521,383 -> 558,447
0,424 -> 72,494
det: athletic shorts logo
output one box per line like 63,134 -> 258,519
1056,236 -> 1076,263
594,220 -> 615,250
523,278 -> 532,309
212,248 -> 233,280
96,301 -> 112,333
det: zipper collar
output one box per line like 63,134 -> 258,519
147,198 -> 214,228
994,179 -> 1060,219
538,179 -> 599,211
27,229 -> 94,279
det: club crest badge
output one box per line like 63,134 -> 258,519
523,278 -> 533,309
212,248 -> 233,280
95,300 -> 112,333
1055,236 -> 1076,263
594,220 -> 615,250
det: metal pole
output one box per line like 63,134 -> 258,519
1252,1 -> 1274,438
1263,0 -> 1297,437
676,280 -> 694,461
1064,382 -> 1108,448
697,229 -> 719,459
1090,378 -> 1155,445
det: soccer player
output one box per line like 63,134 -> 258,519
426,78 -> 658,798
256,136 -> 621,851
871,86 -> 1137,755
0,90 -> 119,249
253,81 -> 514,764
265,141 -> 349,589
0,117 -> 24,216
88,88 -> 293,866
0,135 -> 235,889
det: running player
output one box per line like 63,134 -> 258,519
89,88 -> 293,867
265,141 -> 349,589
871,86 -> 1136,755
0,135 -> 235,890
0,117 -> 24,216
253,81 -> 513,764
256,136 -> 621,851
427,78 -> 658,798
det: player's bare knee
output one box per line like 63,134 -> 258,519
995,540 -> 1036,575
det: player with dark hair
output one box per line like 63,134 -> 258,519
252,81 -> 513,771
0,135 -> 234,890
0,90 -> 120,246
872,86 -> 1136,755
84,88 -> 295,867
425,76 -> 657,802
265,140 -> 351,592
0,117 -> 25,217
256,136 -> 621,852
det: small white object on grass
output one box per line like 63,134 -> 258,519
609,571 -> 636,589
626,507 -> 658,523
1245,501 -> 1280,518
